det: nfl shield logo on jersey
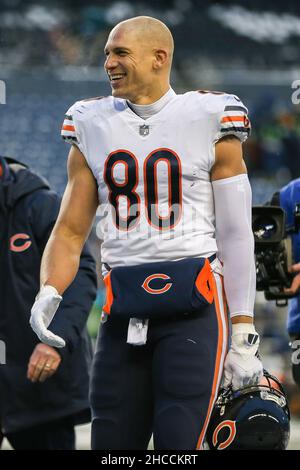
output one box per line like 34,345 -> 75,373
139,124 -> 150,136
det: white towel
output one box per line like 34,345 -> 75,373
127,318 -> 149,345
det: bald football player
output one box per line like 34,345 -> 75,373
30,16 -> 263,450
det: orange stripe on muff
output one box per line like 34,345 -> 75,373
195,258 -> 214,304
102,271 -> 114,314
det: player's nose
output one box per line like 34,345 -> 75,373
104,55 -> 118,71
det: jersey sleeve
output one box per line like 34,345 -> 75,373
61,102 -> 85,155
213,94 -> 251,144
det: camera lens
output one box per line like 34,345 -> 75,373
253,216 -> 277,240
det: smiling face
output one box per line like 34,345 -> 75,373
104,29 -> 155,103
104,17 -> 174,104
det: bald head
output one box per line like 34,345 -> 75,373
111,16 -> 174,64
104,16 -> 174,103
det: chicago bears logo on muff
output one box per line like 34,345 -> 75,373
142,273 -> 173,294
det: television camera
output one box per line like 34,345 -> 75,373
252,204 -> 300,306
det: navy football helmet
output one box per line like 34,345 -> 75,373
206,371 -> 290,450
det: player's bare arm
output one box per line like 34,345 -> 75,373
41,144 -> 99,295
30,145 -> 98,348
212,135 -> 247,181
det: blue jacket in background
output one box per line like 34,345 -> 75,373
279,178 -> 300,335
0,157 -> 97,434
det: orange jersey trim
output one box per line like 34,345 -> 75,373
221,116 -> 245,123
62,124 -> 75,132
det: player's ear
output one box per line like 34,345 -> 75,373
153,49 -> 168,70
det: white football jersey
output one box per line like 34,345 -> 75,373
61,90 -> 250,268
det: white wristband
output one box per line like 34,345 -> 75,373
37,284 -> 60,299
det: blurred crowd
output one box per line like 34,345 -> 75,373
1,0 -> 300,71
247,99 -> 300,203
0,0 -> 183,69
248,108 -> 300,177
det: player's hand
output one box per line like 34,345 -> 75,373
223,323 -> 263,391
27,343 -> 62,382
284,263 -> 300,295
30,285 -> 65,348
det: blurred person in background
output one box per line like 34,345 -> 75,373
0,156 -> 97,450
269,179 -> 300,390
